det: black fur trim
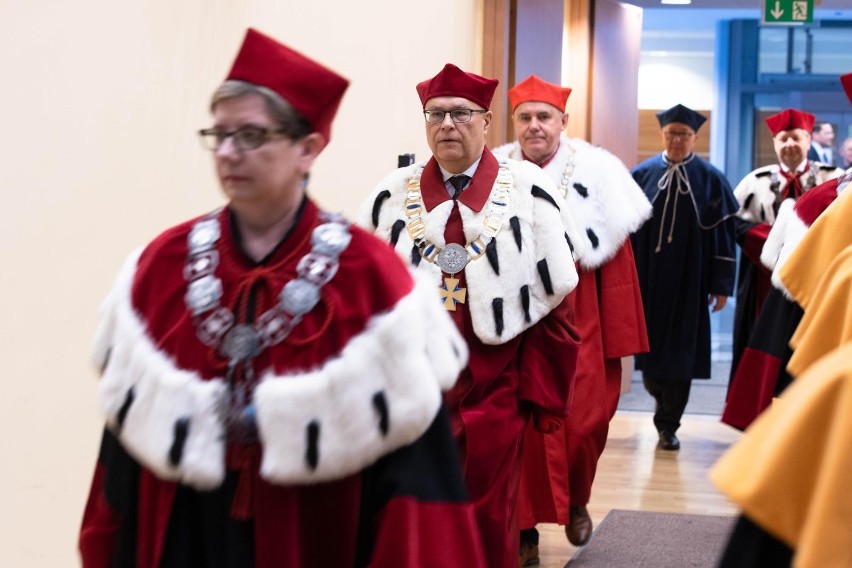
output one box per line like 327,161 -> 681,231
371,190 -> 391,228
755,171 -> 772,178
531,185 -> 560,210
306,420 -> 320,470
510,216 -> 523,251
520,285 -> 531,323
168,418 -> 190,467
410,245 -> 422,267
573,182 -> 589,198
115,387 -> 135,435
743,193 -> 754,210
586,227 -> 600,249
390,219 -> 406,247
564,232 -> 575,254
537,259 -> 555,295
373,391 -> 390,436
492,298 -> 504,337
760,204 -> 766,222
485,239 -> 500,275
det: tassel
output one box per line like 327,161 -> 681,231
227,444 -> 261,520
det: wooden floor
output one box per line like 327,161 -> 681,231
534,410 -> 743,567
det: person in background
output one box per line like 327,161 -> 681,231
713,73 -> 852,562
359,63 -> 582,568
722,109 -> 843,431
630,104 -> 737,451
838,136 -> 852,169
492,74 -> 650,565
78,28 -> 487,568
807,120 -> 836,166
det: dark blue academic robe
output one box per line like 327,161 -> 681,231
630,153 -> 737,381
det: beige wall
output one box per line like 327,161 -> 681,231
0,1 -> 481,565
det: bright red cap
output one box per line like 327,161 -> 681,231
225,28 -> 349,146
507,75 -> 572,112
842,72 -> 852,106
416,64 -> 498,110
765,108 -> 815,136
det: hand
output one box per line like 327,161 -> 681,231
708,294 -> 727,312
532,410 -> 562,434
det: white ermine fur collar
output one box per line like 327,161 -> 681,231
760,199 -> 804,298
734,163 -> 842,226
493,136 -> 652,270
92,251 -> 467,489
359,157 -> 580,345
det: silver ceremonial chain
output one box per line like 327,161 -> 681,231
556,144 -> 576,199
183,210 -> 352,440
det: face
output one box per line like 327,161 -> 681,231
812,123 -> 835,146
841,138 -> 852,164
512,101 -> 569,163
772,128 -> 810,170
424,96 -> 491,173
660,122 -> 697,163
211,93 -> 321,215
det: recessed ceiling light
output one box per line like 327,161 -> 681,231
661,0 -> 692,4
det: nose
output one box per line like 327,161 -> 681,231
439,113 -> 456,129
214,136 -> 240,158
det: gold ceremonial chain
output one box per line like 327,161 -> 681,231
404,163 -> 513,310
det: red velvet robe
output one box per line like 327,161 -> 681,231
722,178 -> 845,430
363,149 -> 580,568
517,241 -> 648,525
79,200 -> 486,567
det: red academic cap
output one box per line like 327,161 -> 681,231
656,104 -> 706,132
225,28 -> 349,146
842,72 -> 852,106
764,108 -> 815,136
416,64 -> 499,110
507,75 -> 572,112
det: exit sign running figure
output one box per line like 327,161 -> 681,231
764,0 -> 814,24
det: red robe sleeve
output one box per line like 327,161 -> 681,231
516,292 -> 580,418
598,241 -> 649,360
79,434 -> 121,568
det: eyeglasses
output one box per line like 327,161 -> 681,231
663,130 -> 695,140
423,109 -> 487,124
198,125 -> 288,151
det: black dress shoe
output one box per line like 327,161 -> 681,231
658,430 -> 680,451
518,541 -> 540,567
565,505 -> 593,546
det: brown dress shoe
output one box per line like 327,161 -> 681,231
658,430 -> 680,451
565,505 -> 593,546
518,541 -> 540,567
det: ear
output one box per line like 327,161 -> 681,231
561,112 -> 569,130
297,132 -> 325,173
482,110 -> 493,133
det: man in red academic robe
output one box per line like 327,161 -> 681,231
724,108 -> 842,414
359,65 -> 581,568
493,75 -> 650,564
79,29 -> 486,568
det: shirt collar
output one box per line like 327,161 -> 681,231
421,148 -> 499,213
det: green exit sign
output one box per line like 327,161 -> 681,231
764,0 -> 814,24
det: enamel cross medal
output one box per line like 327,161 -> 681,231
436,243 -> 468,311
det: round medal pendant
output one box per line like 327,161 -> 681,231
436,243 -> 469,274
220,324 -> 260,361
